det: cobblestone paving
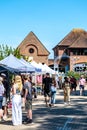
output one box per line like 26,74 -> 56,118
0,88 -> 87,130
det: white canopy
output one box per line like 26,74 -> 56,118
38,63 -> 56,74
0,54 -> 35,73
20,59 -> 42,72
43,64 -> 56,74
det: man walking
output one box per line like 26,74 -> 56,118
79,75 -> 86,96
43,73 -> 52,107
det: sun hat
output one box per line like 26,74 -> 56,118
1,73 -> 6,77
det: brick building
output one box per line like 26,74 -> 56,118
53,28 -> 87,73
48,59 -> 54,70
17,31 -> 50,65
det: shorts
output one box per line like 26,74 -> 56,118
25,99 -> 32,110
0,96 -> 3,109
2,97 -> 7,106
79,85 -> 84,90
71,84 -> 76,89
44,90 -> 51,97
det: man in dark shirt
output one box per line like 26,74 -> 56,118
43,73 -> 52,106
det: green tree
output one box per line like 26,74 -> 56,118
66,71 -> 80,80
13,48 -> 22,58
0,44 -> 22,60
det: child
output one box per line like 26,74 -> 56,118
49,79 -> 57,107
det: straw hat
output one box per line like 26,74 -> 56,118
81,75 -> 84,78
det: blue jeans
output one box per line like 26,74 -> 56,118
51,92 -> 56,104
79,85 -> 85,96
0,96 -> 3,109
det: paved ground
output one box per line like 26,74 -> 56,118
0,86 -> 87,130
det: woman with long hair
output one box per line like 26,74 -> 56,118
12,75 -> 23,126
62,77 -> 71,105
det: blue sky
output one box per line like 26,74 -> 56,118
0,0 -> 87,58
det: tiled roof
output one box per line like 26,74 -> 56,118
53,28 -> 87,49
69,33 -> 87,48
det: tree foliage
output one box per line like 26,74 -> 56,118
66,71 -> 80,80
0,44 -> 22,60
66,70 -> 87,80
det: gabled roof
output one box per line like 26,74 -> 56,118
69,33 -> 87,48
17,31 -> 50,55
53,28 -> 87,49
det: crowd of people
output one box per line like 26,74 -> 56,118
0,73 -> 33,125
0,72 -> 86,126
42,73 -> 86,106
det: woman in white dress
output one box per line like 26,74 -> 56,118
12,75 -> 23,126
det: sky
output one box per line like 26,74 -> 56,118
0,0 -> 87,58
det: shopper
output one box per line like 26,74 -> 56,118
79,75 -> 86,96
43,73 -> 52,107
0,77 -> 4,121
49,78 -> 57,107
12,75 -> 23,126
23,75 -> 33,124
1,73 -> 9,120
62,77 -> 71,105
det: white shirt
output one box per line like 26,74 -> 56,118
0,83 -> 4,96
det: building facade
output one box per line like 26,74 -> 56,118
53,28 -> 87,73
17,31 -> 50,65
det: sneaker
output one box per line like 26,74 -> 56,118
64,102 -> 67,105
22,117 -> 29,123
25,119 -> 33,124
0,118 -> 5,122
3,115 -> 7,120
49,104 -> 52,107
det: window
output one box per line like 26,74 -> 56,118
84,49 -> 87,55
29,48 -> 34,53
